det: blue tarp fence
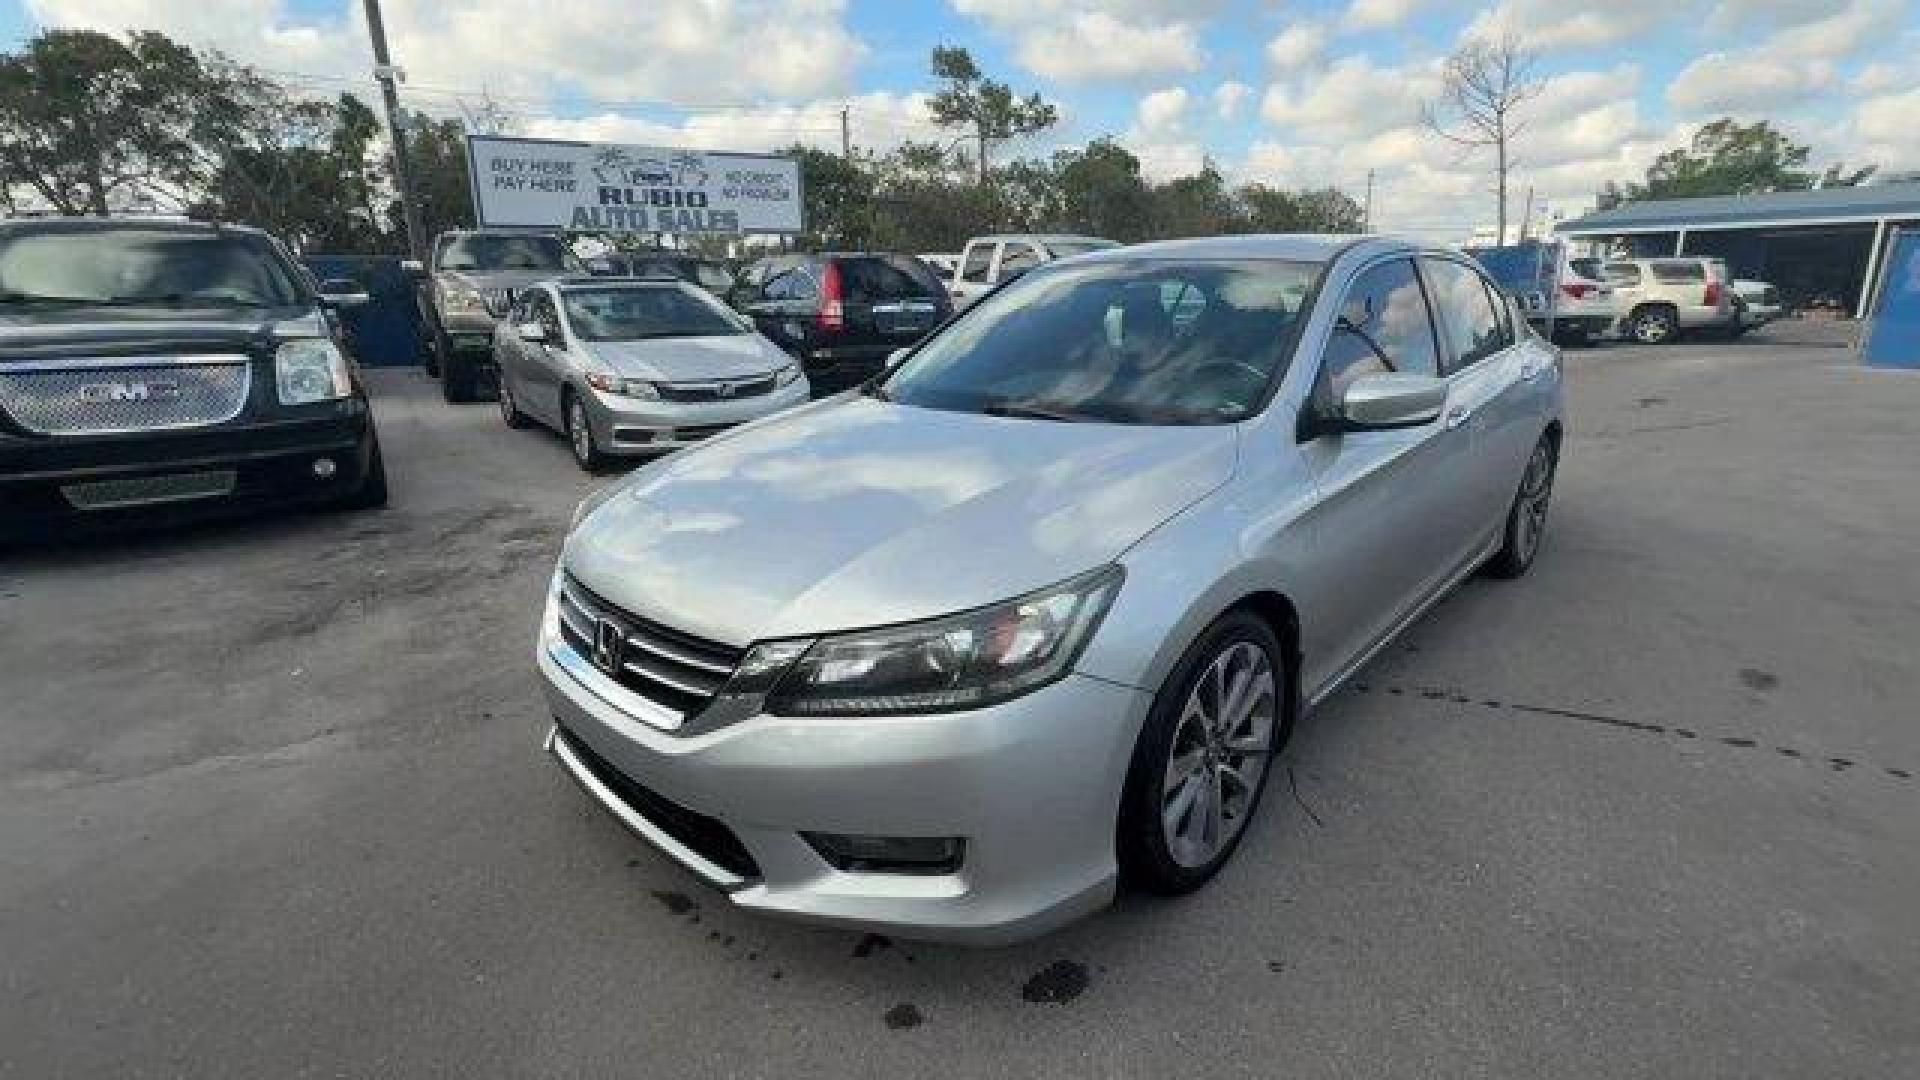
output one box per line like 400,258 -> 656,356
301,256 -> 424,368
1861,229 -> 1920,369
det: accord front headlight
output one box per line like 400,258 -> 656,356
275,338 -> 351,404
764,566 -> 1123,716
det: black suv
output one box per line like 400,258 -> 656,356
730,254 -> 951,394
0,217 -> 386,541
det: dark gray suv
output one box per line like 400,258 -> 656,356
410,230 -> 575,401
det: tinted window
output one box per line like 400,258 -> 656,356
1604,262 -> 1643,285
439,235 -> 569,272
836,256 -> 939,301
882,259 -> 1319,425
1423,258 -> 1510,371
1569,258 -> 1604,280
528,292 -> 563,340
998,244 -> 1043,277
960,244 -> 994,283
0,227 -> 303,308
562,285 -> 744,341
1652,260 -> 1705,284
1319,258 -> 1439,400
693,262 -> 734,295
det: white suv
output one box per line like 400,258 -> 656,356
948,234 -> 1117,309
1601,257 -> 1741,344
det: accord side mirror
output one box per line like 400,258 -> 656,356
516,321 -> 548,343
1340,373 -> 1447,430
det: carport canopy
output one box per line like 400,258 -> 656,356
1555,184 -> 1920,316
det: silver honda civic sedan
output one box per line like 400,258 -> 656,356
538,235 -> 1563,942
493,278 -> 808,470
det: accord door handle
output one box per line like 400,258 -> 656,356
1444,404 -> 1474,430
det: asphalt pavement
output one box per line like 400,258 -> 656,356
3,322 -> 1916,1078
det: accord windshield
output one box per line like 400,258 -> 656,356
878,259 -> 1320,425
440,235 -> 570,272
0,227 -> 303,308
562,285 -> 748,341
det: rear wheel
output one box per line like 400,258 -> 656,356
1119,611 -> 1286,895
1629,305 -> 1678,345
1486,433 -> 1556,579
497,370 -> 531,428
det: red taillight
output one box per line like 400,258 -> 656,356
1561,281 -> 1595,299
816,261 -> 845,333
1704,281 -> 1723,306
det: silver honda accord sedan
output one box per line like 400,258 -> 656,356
538,235 -> 1563,942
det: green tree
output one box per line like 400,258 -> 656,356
1149,161 -> 1237,239
1236,184 -> 1364,233
393,110 -> 477,243
1605,118 -> 1877,205
1052,139 -> 1152,242
928,46 -> 1057,185
0,29 -> 216,214
784,143 -> 874,249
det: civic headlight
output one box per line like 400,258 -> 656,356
274,338 -> 351,404
765,566 -> 1123,716
585,371 -> 660,399
441,282 -> 488,313
773,362 -> 801,388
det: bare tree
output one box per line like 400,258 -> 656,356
1424,33 -> 1541,243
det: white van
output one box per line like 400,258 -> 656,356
948,234 -> 1118,308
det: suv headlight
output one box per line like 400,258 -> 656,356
275,338 -> 351,404
585,371 -> 660,399
764,566 -> 1122,716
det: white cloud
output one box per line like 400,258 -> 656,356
1261,55 -> 1441,140
27,0 -> 867,107
1462,0 -> 1669,50
1854,88 -> 1920,149
1265,22 -> 1327,70
1341,0 -> 1427,31
951,0 -> 1209,83
1213,80 -> 1251,119
1666,51 -> 1832,113
1123,85 -> 1203,180
1135,86 -> 1191,131
530,93 -> 945,156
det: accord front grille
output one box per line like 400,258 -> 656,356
0,356 -> 251,435
557,574 -> 744,719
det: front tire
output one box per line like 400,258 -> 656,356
1486,433 -> 1556,579
498,370 -> 532,428
564,392 -> 608,473
327,439 -> 389,512
1118,611 -> 1287,895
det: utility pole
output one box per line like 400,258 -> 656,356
1517,185 -> 1535,243
840,105 -> 852,160
1363,169 -> 1374,232
363,0 -> 427,261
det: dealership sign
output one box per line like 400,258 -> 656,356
464,135 -> 803,235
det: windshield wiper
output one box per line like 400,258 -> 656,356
99,293 -> 272,308
979,399 -> 1097,423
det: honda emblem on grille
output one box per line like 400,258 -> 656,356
592,615 -> 627,675
78,381 -> 182,403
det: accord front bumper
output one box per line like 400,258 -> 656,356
536,613 -> 1148,944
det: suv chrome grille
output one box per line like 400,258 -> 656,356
0,357 -> 251,435
557,574 -> 744,718
480,287 -> 518,316
655,375 -> 776,403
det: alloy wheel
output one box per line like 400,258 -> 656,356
568,399 -> 593,464
1515,439 -> 1554,562
1162,641 -> 1278,869
498,378 -> 516,425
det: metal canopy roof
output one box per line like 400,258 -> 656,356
1555,184 -> 1920,234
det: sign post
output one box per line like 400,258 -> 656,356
464,135 -> 804,237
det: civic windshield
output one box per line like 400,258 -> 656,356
880,259 -> 1319,425
1045,240 -> 1118,259
0,227 -> 303,308
562,285 -> 747,341
440,235 -> 570,272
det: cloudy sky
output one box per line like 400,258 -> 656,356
6,0 -> 1916,235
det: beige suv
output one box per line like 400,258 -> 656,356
1601,257 -> 1741,344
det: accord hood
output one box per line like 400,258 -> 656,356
564,396 -> 1239,646
581,333 -> 789,382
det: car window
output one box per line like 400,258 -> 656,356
439,235 -> 570,273
1569,257 -> 1605,280
1318,258 -> 1440,401
529,292 -> 563,341
960,244 -> 994,284
836,256 -> 940,301
1604,262 -> 1643,286
1423,257 -> 1511,371
562,285 -> 746,341
762,271 -> 795,301
693,262 -> 734,295
1652,260 -> 1705,284
883,258 -> 1319,425
0,226 -> 304,308
998,244 -> 1043,278
788,270 -> 819,302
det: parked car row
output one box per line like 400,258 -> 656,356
1470,241 -> 1781,347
